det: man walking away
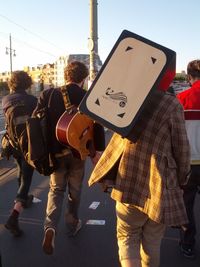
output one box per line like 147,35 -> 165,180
177,59 -> 200,259
89,89 -> 190,267
38,61 -> 105,255
2,71 -> 37,237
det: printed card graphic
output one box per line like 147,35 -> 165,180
79,30 -> 176,137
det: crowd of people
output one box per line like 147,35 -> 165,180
1,59 -> 200,267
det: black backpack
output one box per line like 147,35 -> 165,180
24,89 -> 57,176
25,106 -> 56,176
4,93 -> 56,176
5,100 -> 30,158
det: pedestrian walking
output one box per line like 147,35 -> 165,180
2,71 -> 37,236
36,61 -> 105,255
177,59 -> 200,259
88,89 -> 191,267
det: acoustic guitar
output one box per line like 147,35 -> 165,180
56,110 -> 95,160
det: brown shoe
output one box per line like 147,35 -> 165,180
42,228 -> 55,255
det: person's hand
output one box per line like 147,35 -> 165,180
90,151 -> 102,165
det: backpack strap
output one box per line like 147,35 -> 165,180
48,88 -> 56,108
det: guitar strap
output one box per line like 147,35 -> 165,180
60,85 -> 75,113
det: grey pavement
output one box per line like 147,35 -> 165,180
0,156 -> 200,267
0,156 -> 120,267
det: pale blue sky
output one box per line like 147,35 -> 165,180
0,0 -> 199,73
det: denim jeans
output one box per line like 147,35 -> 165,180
15,156 -> 34,204
116,202 -> 166,267
44,154 -> 85,231
180,164 -> 200,248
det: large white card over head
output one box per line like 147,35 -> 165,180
79,30 -> 176,137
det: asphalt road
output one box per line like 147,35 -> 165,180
0,156 -> 120,267
0,134 -> 200,266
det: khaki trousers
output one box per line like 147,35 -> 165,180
44,154 -> 85,231
116,201 -> 166,267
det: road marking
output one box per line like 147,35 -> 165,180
32,197 -> 42,203
89,201 -> 100,209
86,220 -> 105,225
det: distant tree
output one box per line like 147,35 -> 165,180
174,73 -> 186,82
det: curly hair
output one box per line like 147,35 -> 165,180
8,71 -> 33,92
187,60 -> 200,78
64,61 -> 89,84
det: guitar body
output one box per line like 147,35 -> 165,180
56,111 -> 94,160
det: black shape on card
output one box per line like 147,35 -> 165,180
117,113 -> 125,118
95,98 -> 100,106
151,57 -> 157,64
125,46 -> 133,52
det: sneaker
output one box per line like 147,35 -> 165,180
5,216 -> 23,237
67,219 -> 82,237
42,228 -> 55,255
179,242 -> 195,259
23,195 -> 34,209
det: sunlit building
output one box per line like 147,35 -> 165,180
0,53 -> 102,91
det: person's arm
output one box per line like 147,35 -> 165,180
90,151 -> 103,165
89,122 -> 105,165
171,103 -> 191,185
93,122 -> 105,151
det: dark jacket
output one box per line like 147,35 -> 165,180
33,84 -> 105,155
2,91 -> 37,115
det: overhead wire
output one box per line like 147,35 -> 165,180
0,14 -> 64,50
0,14 -> 65,57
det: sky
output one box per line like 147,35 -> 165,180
0,0 -> 200,73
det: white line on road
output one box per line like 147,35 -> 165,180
89,201 -> 100,209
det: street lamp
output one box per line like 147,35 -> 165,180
5,34 -> 16,74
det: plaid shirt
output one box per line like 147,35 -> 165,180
89,93 -> 190,226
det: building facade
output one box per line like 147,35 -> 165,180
0,53 -> 103,92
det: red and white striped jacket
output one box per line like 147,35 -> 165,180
177,80 -> 200,164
